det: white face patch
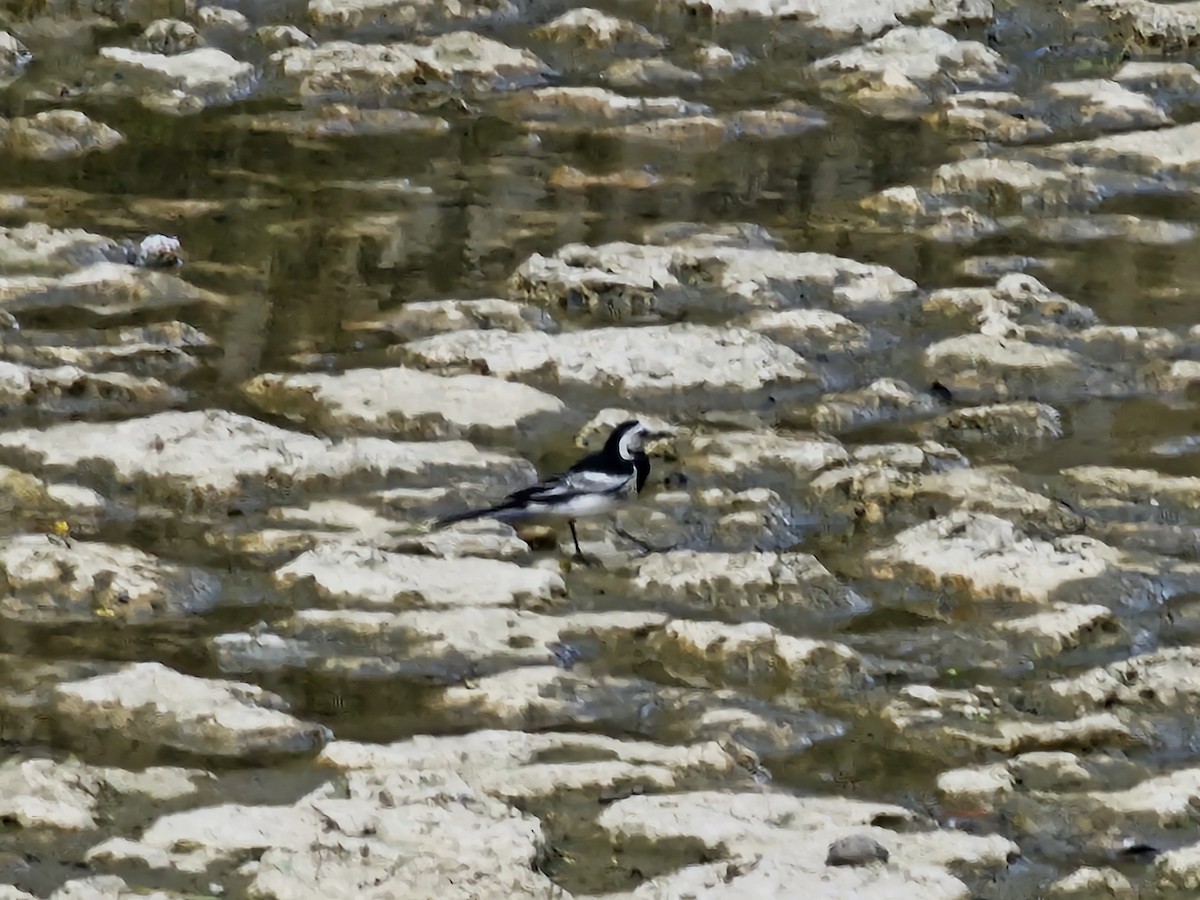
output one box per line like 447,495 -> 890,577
617,423 -> 647,461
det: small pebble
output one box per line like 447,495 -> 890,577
826,834 -> 889,867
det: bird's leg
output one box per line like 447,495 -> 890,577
614,525 -> 676,557
568,520 -> 586,561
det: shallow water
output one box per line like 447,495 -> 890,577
5,1 -> 1200,896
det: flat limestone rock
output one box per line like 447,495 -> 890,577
496,86 -> 709,130
596,791 -> 1013,898
0,409 -> 534,516
0,758 -> 203,831
434,665 -> 844,756
268,32 -> 550,103
681,430 -> 848,494
633,551 -> 868,622
214,608 -> 661,683
400,324 -> 818,415
0,31 -> 32,87
0,361 -> 185,421
319,730 -> 735,802
0,321 -> 214,382
2,110 -> 124,160
344,297 -> 554,341
1039,647 -> 1200,721
0,262 -> 225,318
811,27 -> 1010,120
920,401 -> 1063,447
0,224 -> 122,276
509,241 -> 918,322
53,663 -> 329,757
812,378 -> 942,433
648,620 -> 871,696
309,0 -> 525,32
923,333 -> 1133,403
613,486 -> 813,553
0,535 -> 221,623
98,47 -> 258,114
87,782 -> 559,898
668,0 -> 992,35
863,511 -> 1165,609
242,367 -> 565,446
274,542 -> 565,610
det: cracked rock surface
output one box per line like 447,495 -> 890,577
4,0 -> 1200,896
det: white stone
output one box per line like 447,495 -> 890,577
242,367 -> 565,445
54,663 -> 328,757
274,542 -> 564,610
0,535 -> 220,623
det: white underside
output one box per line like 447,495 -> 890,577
496,492 -> 625,521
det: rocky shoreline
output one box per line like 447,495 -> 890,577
4,0 -> 1200,897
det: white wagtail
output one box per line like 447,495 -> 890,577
435,419 -> 665,559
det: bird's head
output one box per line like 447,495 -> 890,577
608,419 -> 670,460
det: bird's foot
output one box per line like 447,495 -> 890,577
562,550 -> 601,570
614,526 -> 676,558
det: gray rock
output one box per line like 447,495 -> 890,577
0,758 -> 204,830
0,321 -> 214,381
0,110 -> 123,161
923,334 -> 1129,403
827,834 -> 890,866
920,402 -> 1064,447
0,535 -> 220,623
0,262 -> 224,318
1046,867 -> 1135,898
133,18 -> 203,55
863,510 -> 1169,610
0,409 -> 535,517
435,665 -> 845,755
344,297 -> 554,342
274,542 -> 565,610
319,729 -> 737,800
400,324 -> 818,416
213,608 -> 660,683
242,367 -> 565,446
633,551 -> 869,624
880,683 -> 1134,762
0,224 -> 121,276
496,86 -> 709,132
680,429 -> 847,494
614,485 -> 814,553
812,378 -> 942,433
534,8 -> 665,52
602,59 -> 702,90
1091,0 -> 1200,50
268,33 -> 550,103
922,274 -> 1099,337
0,362 -> 185,420
87,771 -> 561,897
53,663 -> 329,757
308,0 -> 525,32
664,0 -> 993,36
255,24 -> 317,51
0,31 -> 33,87
597,791 -> 1011,898
98,46 -> 258,114
810,27 -> 1010,120
128,234 -> 184,268
649,620 -> 872,696
509,240 -> 917,323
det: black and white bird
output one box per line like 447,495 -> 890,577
434,419 -> 664,559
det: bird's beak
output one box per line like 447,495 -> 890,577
643,431 -> 673,441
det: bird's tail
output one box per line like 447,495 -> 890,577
432,506 -> 498,529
